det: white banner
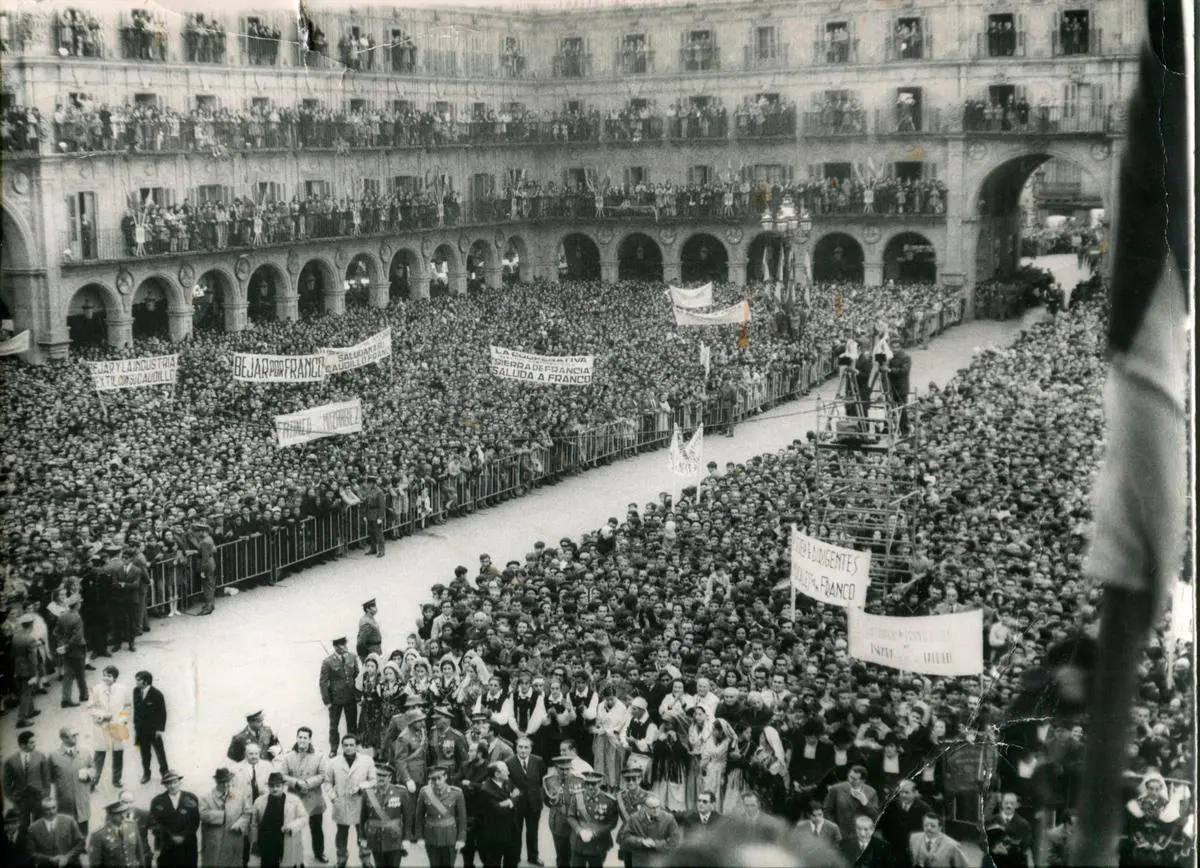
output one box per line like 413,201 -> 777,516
274,399 -> 364,448
489,346 -> 594,385
89,355 -> 179,392
699,343 -> 711,377
790,528 -> 871,608
668,425 -> 703,477
847,609 -> 984,676
321,328 -> 392,374
674,300 -> 751,327
232,353 -> 328,383
1169,581 -> 1196,647
667,282 -> 713,309
0,330 -> 30,356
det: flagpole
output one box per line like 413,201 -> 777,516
790,523 -> 798,623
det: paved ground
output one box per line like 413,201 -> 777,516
4,305 -> 1050,866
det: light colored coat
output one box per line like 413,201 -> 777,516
280,747 -> 329,816
49,748 -> 95,823
199,786 -> 252,868
325,752 -> 376,826
87,681 -> 132,751
251,792 -> 308,868
231,758 -> 277,803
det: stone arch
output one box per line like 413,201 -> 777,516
345,253 -> 379,308
388,248 -> 422,301
1,204 -> 35,270
616,232 -> 663,282
883,232 -> 938,284
298,257 -> 337,317
248,263 -> 287,323
194,268 -> 237,332
430,243 -> 459,297
812,232 -> 865,283
67,282 -> 123,347
131,275 -> 176,339
559,232 -> 601,281
680,233 -> 729,284
746,231 -> 788,284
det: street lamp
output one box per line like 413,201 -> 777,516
760,194 -> 812,300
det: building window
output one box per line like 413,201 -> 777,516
390,28 -> 416,72
120,9 -> 167,61
823,22 -> 851,63
55,8 -> 103,58
688,165 -> 712,186
501,35 -> 526,77
986,13 -> 1018,57
892,17 -> 924,60
754,25 -> 779,62
245,16 -> 281,66
1058,10 -> 1092,55
682,29 -> 717,71
895,87 -> 923,132
620,33 -> 650,74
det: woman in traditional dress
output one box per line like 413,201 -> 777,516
378,661 -> 405,727
591,685 -> 627,787
688,705 -> 736,805
652,707 -> 694,813
745,722 -> 789,816
356,654 -> 383,751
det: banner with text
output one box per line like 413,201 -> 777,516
790,528 -> 871,608
669,425 -> 703,477
232,353 -> 328,383
0,330 -> 31,356
490,346 -> 594,385
847,609 -> 984,676
89,355 -> 179,392
674,300 -> 751,327
321,328 -> 392,374
274,399 -> 364,448
667,282 -> 714,309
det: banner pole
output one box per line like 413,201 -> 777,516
790,523 -> 797,623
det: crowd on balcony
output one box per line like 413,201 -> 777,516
811,93 -> 868,135
1,104 -> 42,153
821,24 -> 854,63
962,96 -> 1035,133
183,14 -> 226,64
245,18 -> 283,65
54,7 -> 103,57
797,176 -> 946,218
986,19 -> 1019,57
892,20 -> 925,59
664,100 -> 730,140
733,98 -> 798,138
338,31 -> 379,71
119,9 -> 169,61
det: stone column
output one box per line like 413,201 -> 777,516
449,270 -> 468,295
940,136 -> 969,294
369,281 -> 390,308
864,259 -> 883,287
601,259 -> 618,283
485,266 -> 503,289
729,258 -> 748,287
324,287 -> 347,316
108,316 -> 133,348
662,258 -> 681,285
276,293 -> 299,322
225,301 -> 248,332
168,307 -> 194,342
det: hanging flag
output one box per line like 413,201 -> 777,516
761,243 -> 771,281
684,424 -> 703,466
737,300 -> 750,349
0,330 -> 31,357
699,343 -> 711,377
668,426 -> 702,477
666,283 -> 713,309
674,301 -> 751,327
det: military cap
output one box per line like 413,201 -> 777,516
105,801 -> 128,815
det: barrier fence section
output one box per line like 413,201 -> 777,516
144,296 -> 966,610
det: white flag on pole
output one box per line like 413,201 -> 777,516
668,426 -> 702,477
0,330 -> 31,356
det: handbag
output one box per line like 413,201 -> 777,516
107,722 -> 130,742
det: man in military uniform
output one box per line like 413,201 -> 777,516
319,637 -> 360,758
363,477 -> 387,557
357,600 -> 382,661
389,710 -> 428,844
565,770 -> 617,868
362,764 -> 406,868
89,801 -> 146,867
227,712 -> 281,764
149,770 -> 200,868
615,768 -> 649,868
429,707 -> 469,782
543,756 -> 578,868
415,764 -> 466,868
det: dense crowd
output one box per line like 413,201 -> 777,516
7,293 -> 1188,867
118,9 -> 168,62
182,14 -> 228,64
54,7 -> 103,57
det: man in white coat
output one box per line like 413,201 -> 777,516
279,726 -> 329,864
199,767 -> 251,868
325,733 -> 376,868
251,771 -> 309,868
87,665 -> 132,790
232,743 -> 276,866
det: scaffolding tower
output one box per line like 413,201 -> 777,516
811,346 -> 922,588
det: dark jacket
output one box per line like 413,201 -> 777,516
134,685 -> 168,738
841,835 -> 897,868
504,755 -> 545,812
149,790 -> 201,867
475,779 -> 519,852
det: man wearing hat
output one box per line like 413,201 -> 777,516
187,522 -> 217,616
357,600 -> 383,661
227,711 -> 281,764
149,770 -> 200,867
543,755 -> 579,868
280,726 -> 330,864
565,770 -> 618,868
199,768 -> 251,868
617,794 -> 681,868
361,763 -> 406,868
363,477 -> 387,557
89,801 -> 145,868
250,771 -> 307,868
416,764 -> 467,868
26,794 -> 84,867
388,708 -> 429,843
429,707 -> 469,782
10,612 -> 41,726
615,768 -> 649,868
319,638 -> 360,758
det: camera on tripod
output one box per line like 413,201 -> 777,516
838,338 -> 859,367
873,332 -> 893,366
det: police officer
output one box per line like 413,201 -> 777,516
565,770 -> 617,868
88,801 -> 146,867
428,707 -> 469,782
363,476 -> 387,557
362,764 -> 406,868
416,764 -> 467,868
543,756 -> 578,868
615,768 -> 648,868
357,600 -> 383,661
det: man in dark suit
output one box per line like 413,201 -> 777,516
505,737 -> 544,866
52,594 -> 89,708
679,789 -> 723,832
318,637 -> 359,758
840,814 -> 895,868
476,761 -> 520,868
984,793 -> 1034,868
26,795 -> 85,867
3,731 -> 52,834
149,770 -> 201,868
877,779 -> 928,865
789,720 -> 836,809
133,671 -> 169,785
885,348 -> 913,436
110,547 -> 148,652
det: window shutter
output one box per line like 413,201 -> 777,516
65,196 -> 79,243
925,17 -> 932,59
927,163 -> 937,180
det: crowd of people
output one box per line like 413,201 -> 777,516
6,290 -> 1189,867
54,7 -> 103,57
182,14 -> 228,65
118,9 -> 168,62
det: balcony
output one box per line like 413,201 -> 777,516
615,48 -> 654,75
875,107 -> 944,135
813,38 -> 858,65
552,51 -> 591,78
801,109 -> 868,136
733,106 -> 797,139
884,33 -> 931,61
53,11 -> 104,58
500,51 -> 528,78
974,30 -> 1025,58
603,116 -> 664,142
119,23 -> 168,61
665,112 -> 729,141
679,44 -> 719,72
743,43 -> 789,70
388,43 -> 417,73
244,28 -> 280,66
961,101 -> 1113,134
184,27 -> 227,64
1052,28 -> 1102,56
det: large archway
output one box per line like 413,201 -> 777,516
67,284 -> 117,346
345,254 -> 377,309
388,249 -> 421,302
680,233 -> 729,284
812,233 -> 865,283
193,269 -> 235,331
298,259 -> 335,317
883,232 -> 938,284
746,232 -> 787,284
617,232 -> 663,282
503,235 -> 529,284
430,243 -> 458,297
131,277 -> 172,339
560,233 -> 600,281
248,264 -> 284,323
